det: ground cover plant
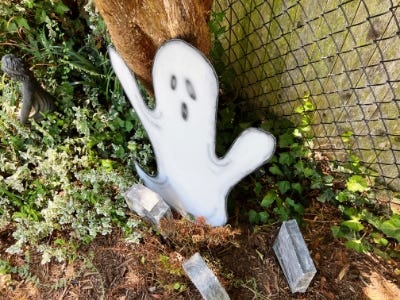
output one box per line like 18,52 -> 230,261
0,0 -> 151,262
0,1 -> 399,299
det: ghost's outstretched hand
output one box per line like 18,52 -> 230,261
109,47 -> 161,130
219,128 -> 275,188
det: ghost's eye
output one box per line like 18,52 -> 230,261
170,75 -> 177,90
181,102 -> 188,121
185,79 -> 196,100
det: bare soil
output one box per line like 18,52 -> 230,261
1,201 -> 399,300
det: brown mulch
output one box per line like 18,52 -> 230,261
1,201 -> 399,300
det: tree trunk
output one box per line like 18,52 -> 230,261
93,0 -> 213,91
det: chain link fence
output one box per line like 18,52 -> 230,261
213,0 -> 400,193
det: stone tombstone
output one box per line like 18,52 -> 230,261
109,39 -> 276,226
273,219 -> 317,293
123,183 -> 172,226
183,252 -> 230,300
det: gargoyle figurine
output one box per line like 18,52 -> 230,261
1,54 -> 55,124
109,40 -> 276,226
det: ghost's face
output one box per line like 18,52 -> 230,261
168,74 -> 197,121
152,41 -> 219,135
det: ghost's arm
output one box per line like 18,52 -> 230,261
134,162 -> 167,186
219,128 -> 275,185
19,82 -> 33,124
109,47 -> 159,130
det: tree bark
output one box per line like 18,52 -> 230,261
93,0 -> 213,91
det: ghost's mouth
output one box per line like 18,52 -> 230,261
181,102 -> 188,121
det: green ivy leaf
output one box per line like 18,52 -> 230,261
336,191 -> 349,202
346,175 -> 370,193
300,125 -> 311,134
101,159 -> 114,170
378,215 -> 400,242
5,21 -> 18,32
127,141 -> 137,151
285,197 -> 304,214
269,164 -> 284,176
15,17 -> 30,30
361,210 -> 380,228
25,0 -> 34,8
303,167 -> 315,179
317,189 -> 334,203
259,211 -> 269,223
248,210 -> 259,224
54,2 -> 70,16
279,152 -> 294,166
341,131 -> 353,144
344,239 -> 368,253
291,182 -> 303,194
261,191 -> 277,208
343,207 -> 359,218
293,128 -> 302,138
277,181 -> 291,195
35,9 -> 50,24
278,133 -> 294,148
371,233 -> 389,247
273,206 -> 289,221
295,105 -> 304,114
125,121 -> 134,132
294,161 -> 304,173
253,182 -> 263,197
331,225 -> 343,238
323,175 -> 334,185
303,100 -> 315,112
341,220 -> 364,232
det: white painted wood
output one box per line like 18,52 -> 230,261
110,40 -> 275,226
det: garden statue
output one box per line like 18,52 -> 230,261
1,54 -> 55,124
109,39 -> 276,226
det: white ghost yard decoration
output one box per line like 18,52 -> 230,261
109,40 -> 275,226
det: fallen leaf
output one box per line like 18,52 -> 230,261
0,273 -> 12,288
362,271 -> 400,300
337,264 -> 350,281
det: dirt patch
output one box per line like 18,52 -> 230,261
1,202 -> 399,299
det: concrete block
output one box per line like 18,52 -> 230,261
123,184 -> 172,226
273,219 -> 316,293
183,253 -> 230,300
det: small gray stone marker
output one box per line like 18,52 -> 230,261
273,219 -> 316,293
183,252 -> 230,300
123,183 -> 172,226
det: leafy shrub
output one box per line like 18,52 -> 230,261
248,93 -> 334,224
0,1 -> 150,263
330,132 -> 399,256
245,94 -> 400,258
